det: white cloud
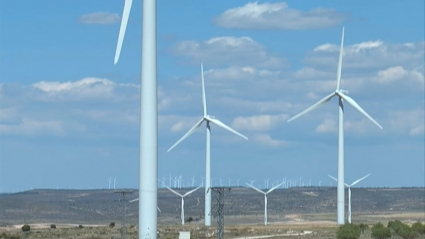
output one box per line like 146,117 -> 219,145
0,107 -> 19,123
373,66 -> 424,84
164,116 -> 203,133
293,67 -> 333,80
0,118 -> 67,136
306,41 -> 424,69
254,134 -> 289,147
389,110 -> 424,136
172,36 -> 287,68
214,2 -> 347,30
410,125 -> 424,136
232,114 -> 288,131
220,98 -> 292,113
32,77 -> 117,100
315,118 -> 337,133
205,66 -> 281,81
78,12 -> 120,25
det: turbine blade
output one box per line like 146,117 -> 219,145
129,198 -> 138,203
328,175 -> 338,182
266,181 -> 285,194
350,173 -> 371,187
246,183 -> 265,194
183,186 -> 201,197
287,92 -> 336,122
336,27 -> 344,91
338,92 -> 383,129
207,118 -> 248,140
165,186 -> 183,197
157,207 -> 161,213
114,0 -> 133,64
201,63 -> 207,116
167,118 -> 205,152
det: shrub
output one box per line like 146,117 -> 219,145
337,223 -> 361,239
1,233 -> 21,239
411,222 -> 425,235
78,224 -> 84,229
359,223 -> 369,233
372,223 -> 391,239
388,220 -> 405,233
397,227 -> 418,239
50,224 -> 56,229
185,217 -> 193,224
109,222 -> 115,228
21,225 -> 30,232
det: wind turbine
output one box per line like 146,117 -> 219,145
329,174 -> 370,223
165,186 -> 201,225
114,0 -> 158,237
287,27 -> 382,224
246,182 -> 285,225
167,64 -> 248,226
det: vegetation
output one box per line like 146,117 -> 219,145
371,222 -> 391,239
185,217 -> 194,224
387,220 -> 419,239
50,224 -> 56,229
21,225 -> 30,232
337,223 -> 361,239
109,222 -> 115,228
411,222 -> 425,235
78,224 -> 84,229
1,232 -> 21,239
358,223 -> 369,233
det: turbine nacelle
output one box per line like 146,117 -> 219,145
337,89 -> 349,95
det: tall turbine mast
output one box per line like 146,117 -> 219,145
114,0 -> 158,237
287,28 -> 382,224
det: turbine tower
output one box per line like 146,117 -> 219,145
165,186 -> 201,225
246,182 -> 284,225
114,0 -> 158,237
168,64 -> 248,226
329,174 -> 370,223
287,27 -> 382,224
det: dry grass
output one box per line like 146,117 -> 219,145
1,211 -> 424,239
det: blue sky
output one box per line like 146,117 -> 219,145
0,1 -> 424,192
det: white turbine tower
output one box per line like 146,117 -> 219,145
329,174 -> 370,223
114,0 -> 158,237
246,182 -> 284,225
287,27 -> 382,224
165,186 -> 201,225
168,64 -> 248,226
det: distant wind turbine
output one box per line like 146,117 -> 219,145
246,182 -> 285,225
329,174 -> 370,223
165,186 -> 201,225
287,27 -> 382,224
167,64 -> 248,226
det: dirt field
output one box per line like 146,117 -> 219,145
1,211 -> 424,239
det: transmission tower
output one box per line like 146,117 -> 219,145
211,187 -> 231,239
114,190 -> 133,239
